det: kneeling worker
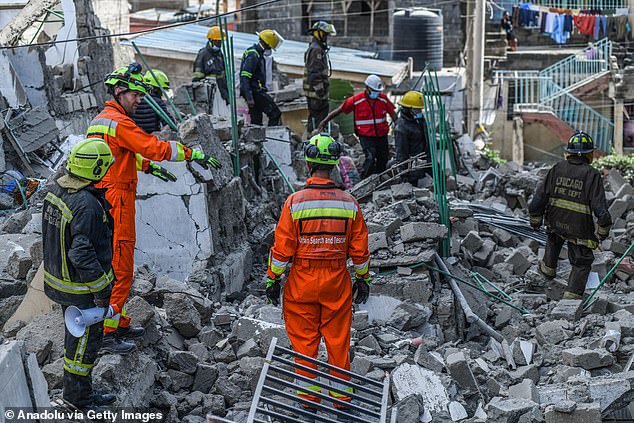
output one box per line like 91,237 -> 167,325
43,138 -> 117,410
265,133 -> 371,413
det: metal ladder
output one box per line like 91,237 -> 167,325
246,337 -> 391,423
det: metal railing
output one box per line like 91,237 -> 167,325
247,337 -> 391,423
541,37 -> 612,94
494,38 -> 614,151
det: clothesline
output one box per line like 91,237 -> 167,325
512,2 -> 631,44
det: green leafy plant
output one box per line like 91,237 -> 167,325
593,153 -> 634,185
481,146 -> 507,165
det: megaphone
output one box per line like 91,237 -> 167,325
64,305 -> 114,337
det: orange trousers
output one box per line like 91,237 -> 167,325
103,185 -> 136,333
282,259 -> 353,407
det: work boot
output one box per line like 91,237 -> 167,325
562,291 -> 582,300
117,326 -> 145,340
101,333 -> 136,355
92,393 -> 116,406
538,260 -> 556,280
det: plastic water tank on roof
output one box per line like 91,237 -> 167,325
392,8 -> 443,71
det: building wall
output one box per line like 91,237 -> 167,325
91,0 -> 134,67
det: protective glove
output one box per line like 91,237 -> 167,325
266,277 -> 281,306
145,161 -> 177,182
352,277 -> 370,304
190,149 -> 222,170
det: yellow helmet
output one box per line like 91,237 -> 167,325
399,91 -> 425,109
66,138 -> 114,182
207,26 -> 223,41
257,29 -> 284,50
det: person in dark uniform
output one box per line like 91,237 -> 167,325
131,69 -> 172,134
239,29 -> 284,126
43,138 -> 117,410
501,11 -> 518,51
529,131 -> 612,299
394,90 -> 430,183
303,21 -> 336,132
193,26 -> 229,104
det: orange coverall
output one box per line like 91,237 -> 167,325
87,100 -> 192,333
267,176 -> 370,407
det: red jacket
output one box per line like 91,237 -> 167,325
267,177 -> 370,279
341,92 -> 395,137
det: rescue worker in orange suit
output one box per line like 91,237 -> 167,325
265,133 -> 371,417
87,63 -> 222,354
317,74 -> 397,179
529,131 -> 612,299
43,138 -> 116,410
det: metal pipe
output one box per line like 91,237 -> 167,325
131,41 -> 183,123
183,88 -> 197,115
270,357 -> 382,400
275,344 -> 384,387
434,253 -> 506,343
583,242 -> 634,309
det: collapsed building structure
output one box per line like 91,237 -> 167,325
0,1 -> 634,423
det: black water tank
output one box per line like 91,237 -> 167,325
392,8 -> 443,71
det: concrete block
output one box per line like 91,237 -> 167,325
446,351 -> 478,392
414,346 -> 445,373
544,402 -> 601,423
550,299 -> 583,321
192,363 -> 219,393
368,232 -> 388,253
606,169 -> 626,192
389,200 -> 411,220
505,250 -> 531,275
508,379 -> 539,402
448,401 -> 468,421
452,218 -> 478,237
390,182 -> 414,199
492,228 -> 514,247
6,250 -> 32,279
391,363 -> 449,413
587,377 -> 631,412
561,347 -> 614,370
26,352 -> 50,409
461,231 -> 483,253
164,293 -> 202,338
615,182 -> 634,198
485,397 -> 539,423
167,350 -> 199,374
474,239 -> 496,265
609,198 -> 630,220
0,341 -> 33,412
400,222 -> 448,242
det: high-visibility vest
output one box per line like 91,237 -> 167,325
341,92 -> 394,137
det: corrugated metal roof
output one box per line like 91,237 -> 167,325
122,25 -> 408,83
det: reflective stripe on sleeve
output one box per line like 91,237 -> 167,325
169,141 -> 185,161
353,259 -> 370,276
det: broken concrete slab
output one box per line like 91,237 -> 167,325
446,351 -> 478,393
508,379 -> 539,402
544,402 -> 601,423
391,363 -> 449,413
485,397 -> 539,423
93,353 -> 159,407
550,299 -> 583,321
164,293 -> 202,338
400,222 -> 448,242
561,347 -> 614,370
536,320 -> 570,345
368,231 -> 388,253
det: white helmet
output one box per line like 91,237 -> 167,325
365,74 -> 384,91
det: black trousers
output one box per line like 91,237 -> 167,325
62,305 -> 104,407
359,135 -> 389,179
543,232 -> 594,296
306,98 -> 329,132
249,91 -> 281,126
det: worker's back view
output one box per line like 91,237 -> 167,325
266,134 -> 371,416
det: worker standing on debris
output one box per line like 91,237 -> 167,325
193,26 -> 229,104
132,69 -> 173,134
43,138 -> 117,411
239,29 -> 284,126
394,91 -> 431,181
529,131 -> 612,299
317,74 -> 397,179
265,133 -> 371,414
303,21 -> 336,132
88,63 -> 222,354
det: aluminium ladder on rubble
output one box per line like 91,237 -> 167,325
246,337 -> 391,423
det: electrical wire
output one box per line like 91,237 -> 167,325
0,0 -> 283,50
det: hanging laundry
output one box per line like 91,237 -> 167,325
540,12 -> 547,32
573,15 -> 595,36
544,12 -> 556,33
551,14 -> 570,44
563,14 -> 573,32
